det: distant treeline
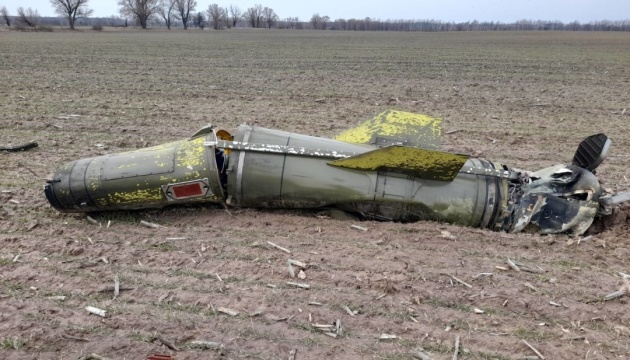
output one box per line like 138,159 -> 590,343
311,18 -> 630,32
327,19 -> 630,32
6,16 -> 630,32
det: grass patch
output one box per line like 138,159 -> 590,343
153,242 -> 179,252
553,259 -> 587,269
128,331 -> 152,342
170,268 -> 211,280
155,301 -> 215,317
511,326 -> 552,341
425,297 -> 472,312
0,337 -> 27,350
0,280 -> 24,294
299,336 -> 323,347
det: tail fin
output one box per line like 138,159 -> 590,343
334,110 -> 442,149
572,133 -> 610,171
328,145 -> 468,182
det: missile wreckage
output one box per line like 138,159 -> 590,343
44,110 -> 628,236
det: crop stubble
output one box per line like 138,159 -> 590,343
1,29 -> 630,359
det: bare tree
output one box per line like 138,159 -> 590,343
262,7 -> 277,29
17,7 -> 40,29
158,0 -> 176,29
321,15 -> 330,30
118,0 -> 159,29
174,0 -> 196,30
50,0 -> 93,30
310,13 -> 330,30
285,16 -> 299,29
228,5 -> 241,28
1,6 -> 10,26
244,4 -> 263,28
310,13 -> 321,29
207,3 -> 226,30
193,11 -> 205,29
221,9 -> 229,28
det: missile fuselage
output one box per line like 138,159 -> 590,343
44,112 -> 606,236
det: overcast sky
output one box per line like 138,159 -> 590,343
4,0 -> 630,23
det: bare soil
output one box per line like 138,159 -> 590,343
2,29 -> 630,359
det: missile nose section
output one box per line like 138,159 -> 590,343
44,127 -> 229,213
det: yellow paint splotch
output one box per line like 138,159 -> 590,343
334,110 -> 442,148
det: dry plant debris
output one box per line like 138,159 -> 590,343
2,31 -> 630,360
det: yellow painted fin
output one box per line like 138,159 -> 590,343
328,146 -> 469,182
334,110 -> 442,149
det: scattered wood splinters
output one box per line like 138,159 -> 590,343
453,335 -> 460,360
521,339 -> 545,359
86,306 -> 107,318
140,220 -> 162,229
248,309 -> 264,317
217,307 -> 239,317
507,258 -> 520,272
312,323 -> 335,330
524,282 -> 540,292
287,282 -> 310,289
288,259 -> 307,268
604,290 -> 625,301
441,273 -> 473,288
410,348 -> 433,360
298,269 -> 306,279
472,272 -> 493,280
113,275 -> 120,299
267,241 -> 291,254
287,261 -> 296,278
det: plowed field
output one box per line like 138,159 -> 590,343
2,29 -> 630,359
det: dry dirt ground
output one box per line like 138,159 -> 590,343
1,29 -> 630,359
